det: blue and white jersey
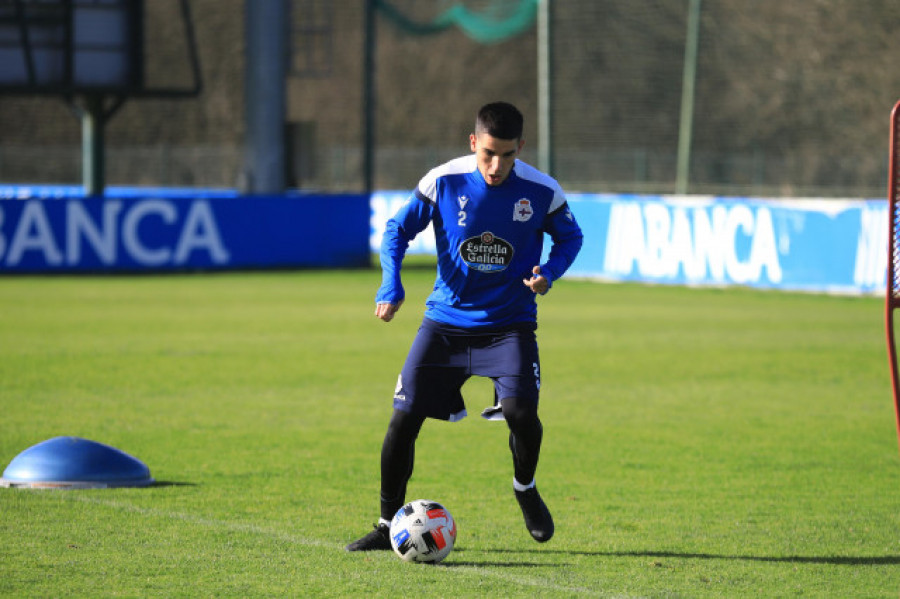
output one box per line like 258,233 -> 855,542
377,155 -> 583,329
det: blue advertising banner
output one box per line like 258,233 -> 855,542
0,190 -> 370,272
2,186 -> 887,292
371,192 -> 888,295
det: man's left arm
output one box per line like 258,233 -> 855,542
525,203 -> 584,294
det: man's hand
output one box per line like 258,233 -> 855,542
523,265 -> 549,295
375,299 -> 404,322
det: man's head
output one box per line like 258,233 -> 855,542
470,102 -> 525,186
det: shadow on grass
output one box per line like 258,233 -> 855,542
618,551 -> 900,566
441,560 -> 568,569
465,547 -> 900,566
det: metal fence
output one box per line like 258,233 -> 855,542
1,0 -> 898,198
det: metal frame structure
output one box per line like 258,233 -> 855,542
0,0 -> 202,195
885,100 -> 900,451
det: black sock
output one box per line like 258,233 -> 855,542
379,409 -> 425,522
502,396 -> 543,487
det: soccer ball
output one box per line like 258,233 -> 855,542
389,499 -> 457,563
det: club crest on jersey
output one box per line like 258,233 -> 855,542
459,231 -> 514,273
513,198 -> 533,222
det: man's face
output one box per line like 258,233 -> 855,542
470,132 -> 524,186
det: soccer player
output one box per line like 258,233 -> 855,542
345,102 -> 583,551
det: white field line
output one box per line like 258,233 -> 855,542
65,494 -> 334,548
63,494 -> 635,598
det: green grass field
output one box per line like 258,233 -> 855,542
2,267 -> 899,597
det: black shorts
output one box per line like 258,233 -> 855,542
393,318 -> 541,421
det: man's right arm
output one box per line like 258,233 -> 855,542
375,196 -> 433,319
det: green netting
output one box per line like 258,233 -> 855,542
375,0 -> 538,44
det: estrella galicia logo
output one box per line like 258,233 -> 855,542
459,231 -> 514,272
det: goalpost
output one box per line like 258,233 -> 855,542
886,100 -> 900,450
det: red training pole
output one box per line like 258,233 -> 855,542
885,100 -> 900,453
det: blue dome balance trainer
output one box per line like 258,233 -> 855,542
1,436 -> 154,489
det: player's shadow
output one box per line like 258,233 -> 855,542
469,547 -> 900,566
612,550 -> 900,566
441,558 -> 568,569
446,547 -> 571,568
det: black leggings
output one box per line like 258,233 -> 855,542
379,397 -> 543,521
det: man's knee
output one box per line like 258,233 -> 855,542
385,408 -> 425,443
501,397 -> 541,431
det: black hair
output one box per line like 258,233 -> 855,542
475,102 -> 524,140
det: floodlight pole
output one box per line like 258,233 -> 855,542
675,0 -> 701,195
70,94 -> 126,197
363,0 -> 376,195
244,0 -> 288,194
80,95 -> 105,196
537,0 -> 553,175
